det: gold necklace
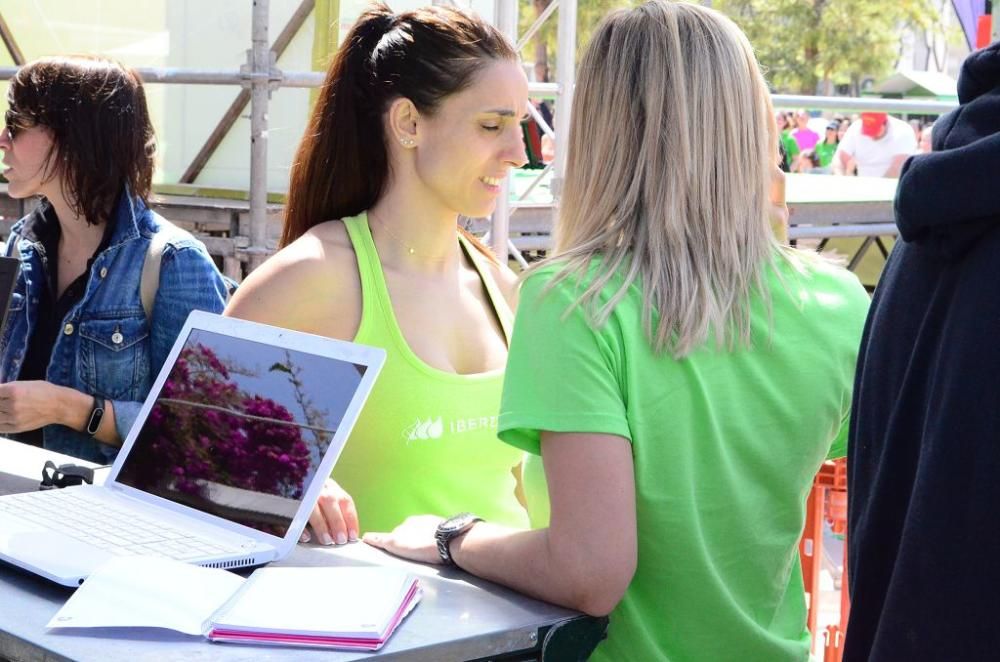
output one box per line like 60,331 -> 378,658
368,212 -> 456,263
369,213 -> 416,255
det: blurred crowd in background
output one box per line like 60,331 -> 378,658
776,109 -> 932,178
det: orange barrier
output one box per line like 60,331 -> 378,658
824,625 -> 844,662
977,14 -> 993,50
800,459 -> 850,661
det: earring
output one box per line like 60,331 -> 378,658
400,137 -> 415,148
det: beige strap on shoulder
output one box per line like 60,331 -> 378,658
8,223 -> 168,320
139,221 -> 180,320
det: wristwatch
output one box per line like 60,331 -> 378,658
435,512 -> 483,566
85,396 -> 106,437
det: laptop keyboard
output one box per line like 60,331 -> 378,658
0,489 -> 244,561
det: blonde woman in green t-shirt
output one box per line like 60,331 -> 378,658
366,3 -> 870,661
226,4 -> 531,545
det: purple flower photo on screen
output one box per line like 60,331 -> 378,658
116,329 -> 365,537
146,343 -> 313,501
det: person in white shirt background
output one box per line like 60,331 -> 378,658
833,111 -> 917,178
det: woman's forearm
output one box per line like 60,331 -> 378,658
451,521 -> 632,617
53,385 -> 120,446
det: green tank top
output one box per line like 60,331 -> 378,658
332,213 -> 529,533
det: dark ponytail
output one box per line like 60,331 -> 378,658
281,3 -> 517,247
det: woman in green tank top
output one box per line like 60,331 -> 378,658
225,4 -> 531,545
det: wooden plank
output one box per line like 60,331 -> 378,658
201,235 -> 246,257
0,180 -> 902,284
223,257 -> 243,281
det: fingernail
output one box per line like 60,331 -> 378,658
321,533 -> 334,546
348,529 -> 359,542
299,530 -> 311,543
336,532 -> 348,545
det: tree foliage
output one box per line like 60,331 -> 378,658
518,0 -> 642,81
712,0 -> 935,94
520,0 -> 935,94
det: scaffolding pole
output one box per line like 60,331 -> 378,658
551,0 -> 577,234
772,94 -> 956,115
0,12 -> 25,65
491,0 -> 518,260
517,0 -> 559,52
248,0 -> 271,271
0,1 -> 966,278
0,64 -> 953,116
181,0 -> 315,184
994,3 -> 999,44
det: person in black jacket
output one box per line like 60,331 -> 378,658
845,41 -> 1000,661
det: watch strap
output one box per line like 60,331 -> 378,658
436,513 -> 483,566
85,396 -> 106,437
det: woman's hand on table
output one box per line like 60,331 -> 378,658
363,515 -> 447,565
302,478 -> 360,546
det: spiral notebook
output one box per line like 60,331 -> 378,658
48,556 -> 421,651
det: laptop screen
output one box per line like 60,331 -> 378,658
115,328 -> 367,538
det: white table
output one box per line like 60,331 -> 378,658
0,438 -> 605,661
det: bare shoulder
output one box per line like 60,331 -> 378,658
485,257 -> 521,310
224,220 -> 361,339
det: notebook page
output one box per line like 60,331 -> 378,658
211,566 -> 416,638
47,556 -> 245,635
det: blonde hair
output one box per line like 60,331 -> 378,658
545,0 -> 781,358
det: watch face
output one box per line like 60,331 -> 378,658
440,512 -> 478,536
436,513 -> 482,565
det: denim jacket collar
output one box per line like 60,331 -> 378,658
10,188 -> 147,253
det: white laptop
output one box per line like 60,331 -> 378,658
0,311 -> 385,587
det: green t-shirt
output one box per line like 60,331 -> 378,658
780,129 -> 800,169
814,141 -> 837,168
499,251 -> 869,662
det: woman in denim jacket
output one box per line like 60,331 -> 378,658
0,56 -> 229,464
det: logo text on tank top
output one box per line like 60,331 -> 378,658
404,415 -> 499,442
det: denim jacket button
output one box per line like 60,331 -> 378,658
99,267 -> 108,278
111,331 -> 123,345
63,323 -> 75,336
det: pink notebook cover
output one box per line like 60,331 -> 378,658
207,580 -> 420,651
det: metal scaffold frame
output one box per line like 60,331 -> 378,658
487,0 -> 576,265
0,1 -> 977,275
0,0 -> 575,273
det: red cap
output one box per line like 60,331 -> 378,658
861,112 -> 888,138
